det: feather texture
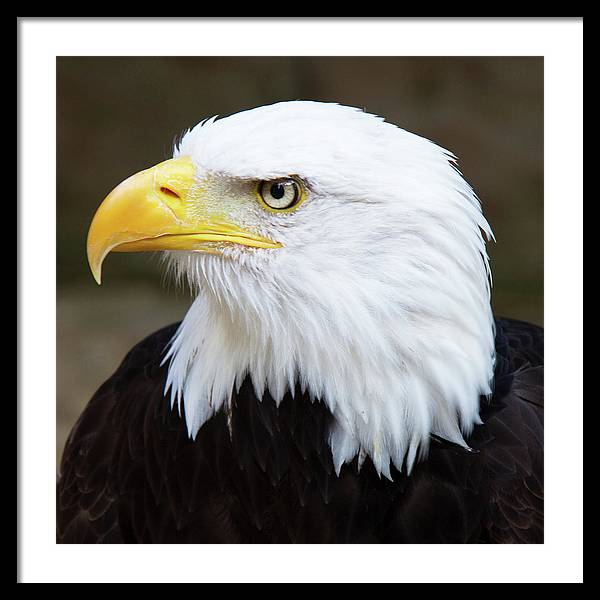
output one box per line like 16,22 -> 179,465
164,102 -> 496,475
59,102 -> 542,543
57,317 -> 543,543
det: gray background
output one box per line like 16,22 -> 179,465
57,57 -> 543,464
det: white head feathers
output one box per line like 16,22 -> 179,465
162,101 -> 496,478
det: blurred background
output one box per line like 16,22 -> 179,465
57,57 -> 543,464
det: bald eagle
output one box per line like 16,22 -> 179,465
57,101 -> 543,543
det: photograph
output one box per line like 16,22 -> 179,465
56,56 -> 543,544
17,18 -> 583,584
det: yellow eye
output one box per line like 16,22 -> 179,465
258,178 -> 303,211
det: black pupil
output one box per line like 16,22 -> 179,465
270,183 -> 286,200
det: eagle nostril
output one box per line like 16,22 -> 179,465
160,186 -> 181,199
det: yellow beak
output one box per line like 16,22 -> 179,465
86,156 -> 281,284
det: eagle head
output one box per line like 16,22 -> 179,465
87,101 -> 496,478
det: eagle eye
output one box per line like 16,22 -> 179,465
258,177 -> 303,211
